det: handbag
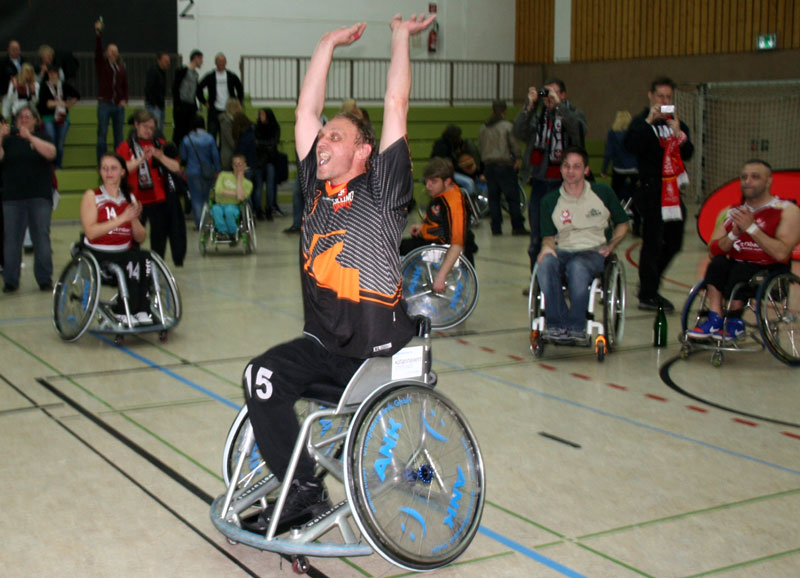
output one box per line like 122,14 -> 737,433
188,133 -> 216,180
275,152 -> 289,184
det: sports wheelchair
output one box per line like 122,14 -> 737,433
528,253 -> 626,361
400,245 -> 479,331
414,180 -> 526,229
210,319 -> 485,573
52,246 -> 181,344
198,191 -> 257,255
679,269 -> 800,367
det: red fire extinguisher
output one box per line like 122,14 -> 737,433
428,2 -> 438,53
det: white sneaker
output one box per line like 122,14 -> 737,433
115,313 -> 134,326
135,311 -> 153,325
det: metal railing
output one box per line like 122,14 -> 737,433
241,56 -> 544,105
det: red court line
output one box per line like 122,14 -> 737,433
687,405 -> 709,413
539,364 -> 557,371
508,355 -> 525,362
645,394 -> 668,402
606,383 -> 627,391
570,373 -> 590,380
781,432 -> 800,440
733,418 -> 758,427
625,242 -> 694,290
480,346 -> 495,353
456,338 -> 470,345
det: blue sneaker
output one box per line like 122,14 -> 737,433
687,312 -> 722,340
716,318 -> 745,341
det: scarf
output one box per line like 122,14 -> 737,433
530,109 -> 564,179
47,81 -> 67,124
131,136 -> 155,191
654,121 -> 689,221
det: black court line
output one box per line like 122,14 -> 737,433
29,377 -> 332,578
538,432 -> 582,449
659,353 -> 800,428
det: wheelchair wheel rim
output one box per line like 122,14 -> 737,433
344,383 -> 484,571
756,273 -> 800,365
400,246 -> 479,330
52,252 -> 101,342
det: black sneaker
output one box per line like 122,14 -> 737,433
638,295 -> 675,312
241,479 -> 331,535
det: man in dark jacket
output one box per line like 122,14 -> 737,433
196,53 -> 244,144
172,49 -> 203,149
1,40 -> 24,99
145,52 -> 170,133
624,76 -> 694,311
94,20 -> 128,163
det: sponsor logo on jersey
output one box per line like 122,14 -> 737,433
332,188 -> 354,212
560,209 -> 572,225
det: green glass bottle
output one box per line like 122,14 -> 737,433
653,299 -> 668,347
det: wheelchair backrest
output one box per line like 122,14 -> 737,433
335,335 -> 433,414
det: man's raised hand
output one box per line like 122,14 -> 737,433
323,22 -> 367,48
390,13 -> 437,35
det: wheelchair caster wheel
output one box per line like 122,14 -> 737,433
680,344 -> 691,360
159,330 -> 168,343
226,538 -> 238,546
114,335 -> 124,346
711,351 -> 723,367
595,338 -> 606,362
291,555 -> 309,574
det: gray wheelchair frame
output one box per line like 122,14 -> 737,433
400,245 -> 479,331
52,248 -> 181,343
679,269 -> 800,367
528,253 -> 626,361
198,191 -> 257,255
210,327 -> 486,572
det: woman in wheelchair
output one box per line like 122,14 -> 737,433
211,154 -> 252,240
80,153 -> 154,325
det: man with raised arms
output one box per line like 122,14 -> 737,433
242,14 -> 436,534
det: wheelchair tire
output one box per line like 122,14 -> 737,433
52,251 -> 102,342
528,265 -> 543,355
400,245 -> 479,330
242,203 -> 257,254
148,251 -> 182,327
343,383 -> 484,571
755,272 -> 800,366
198,204 -> 213,256
602,255 -> 626,349
681,281 -> 709,335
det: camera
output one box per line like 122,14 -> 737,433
538,88 -> 550,99
10,126 -> 19,136
660,105 -> 675,114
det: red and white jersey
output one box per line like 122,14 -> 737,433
725,197 -> 789,265
83,186 -> 137,252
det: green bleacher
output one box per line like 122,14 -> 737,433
54,104 -> 607,220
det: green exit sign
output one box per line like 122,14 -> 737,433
757,33 -> 777,50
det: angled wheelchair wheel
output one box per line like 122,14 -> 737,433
148,251 -> 182,327
474,184 -> 489,218
222,404 -> 273,490
756,272 -> 800,366
344,383 -> 484,572
198,204 -> 213,256
241,203 -> 257,254
53,251 -> 102,342
527,264 -> 546,356
681,281 -> 709,335
401,245 -> 479,330
602,256 -> 626,349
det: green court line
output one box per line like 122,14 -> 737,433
485,499 -> 566,538
337,556 -> 372,577
132,334 -> 242,388
577,487 -> 800,540
575,543 -> 657,577
682,547 -> 800,577
385,551 -> 515,577
1,330 -> 221,481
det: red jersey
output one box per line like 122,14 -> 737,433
724,197 -> 788,265
83,187 -> 136,252
116,138 -> 167,205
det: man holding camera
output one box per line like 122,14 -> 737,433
625,76 -> 694,311
514,78 -> 587,271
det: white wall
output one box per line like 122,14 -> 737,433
177,0 -> 516,74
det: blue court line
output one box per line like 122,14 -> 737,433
479,526 -> 590,578
466,366 -> 800,477
92,334 -> 241,410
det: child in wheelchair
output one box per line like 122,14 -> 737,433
80,153 -> 154,326
210,154 -> 252,242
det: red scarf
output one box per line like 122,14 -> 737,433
655,122 -> 688,221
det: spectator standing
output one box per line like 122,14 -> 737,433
180,115 -> 221,228
431,124 -> 481,197
145,52 -> 171,132
219,98 -> 242,170
37,68 -> 80,169
254,108 -> 281,220
2,63 -> 39,120
159,143 -> 188,267
478,100 -> 526,236
0,106 -> 57,293
232,112 -> 259,215
172,50 -> 203,150
94,19 -> 128,163
0,40 -> 24,100
514,78 -> 587,269
117,109 -> 180,257
197,53 -> 244,145
601,110 -> 639,234
624,76 -> 694,311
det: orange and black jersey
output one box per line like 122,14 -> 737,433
420,183 -> 467,246
298,137 -> 416,359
